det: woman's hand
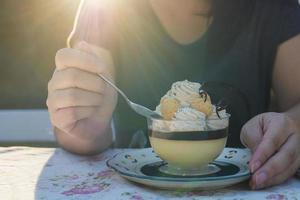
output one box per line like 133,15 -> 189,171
240,112 -> 300,189
47,41 -> 117,140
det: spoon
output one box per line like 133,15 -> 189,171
98,74 -> 163,119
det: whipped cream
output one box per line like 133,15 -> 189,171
153,107 -> 206,132
154,80 -> 229,132
207,106 -> 229,130
165,80 -> 201,106
174,107 -> 206,121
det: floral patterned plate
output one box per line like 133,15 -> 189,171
107,148 -> 251,190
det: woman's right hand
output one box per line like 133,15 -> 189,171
47,41 -> 117,140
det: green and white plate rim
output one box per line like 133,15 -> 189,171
107,148 -> 252,190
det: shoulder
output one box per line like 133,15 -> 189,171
255,0 -> 300,44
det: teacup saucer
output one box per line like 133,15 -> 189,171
107,148 -> 251,190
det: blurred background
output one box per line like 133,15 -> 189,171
0,0 -> 80,109
0,0 -> 81,146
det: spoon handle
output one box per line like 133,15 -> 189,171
98,74 -> 130,104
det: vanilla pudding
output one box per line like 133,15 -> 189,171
148,117 -> 229,169
149,137 -> 227,168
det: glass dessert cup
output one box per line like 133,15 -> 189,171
147,115 -> 230,176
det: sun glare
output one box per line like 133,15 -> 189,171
68,0 -> 120,47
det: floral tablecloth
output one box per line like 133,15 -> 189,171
0,147 -> 299,200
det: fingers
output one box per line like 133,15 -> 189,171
47,88 -> 103,111
55,47 -> 106,75
48,67 -> 106,94
50,106 -> 97,133
48,43 -> 116,137
240,115 -> 264,151
250,132 -> 300,189
249,113 -> 293,173
62,117 -> 111,140
242,113 -> 300,189
75,41 -> 114,66
262,156 -> 300,188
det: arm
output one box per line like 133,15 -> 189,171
273,34 -> 300,125
47,0 -> 119,155
240,34 -> 300,189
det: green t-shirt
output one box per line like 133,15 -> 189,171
112,0 -> 300,148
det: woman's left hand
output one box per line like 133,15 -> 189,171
240,112 -> 300,189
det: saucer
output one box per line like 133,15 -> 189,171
107,148 -> 251,190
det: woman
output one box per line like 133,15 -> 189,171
47,0 -> 300,189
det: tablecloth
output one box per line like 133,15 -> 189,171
0,146 -> 299,200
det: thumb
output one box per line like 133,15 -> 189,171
75,41 -> 114,67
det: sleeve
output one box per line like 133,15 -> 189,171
279,1 -> 300,44
67,0 -> 118,49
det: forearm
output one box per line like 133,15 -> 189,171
54,118 -> 113,155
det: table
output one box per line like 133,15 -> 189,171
0,147 -> 299,200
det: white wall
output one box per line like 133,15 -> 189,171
0,109 -> 54,142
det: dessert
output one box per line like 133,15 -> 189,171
147,80 -> 230,174
154,80 -> 228,131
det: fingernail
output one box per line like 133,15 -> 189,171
251,161 -> 261,173
255,171 -> 268,186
